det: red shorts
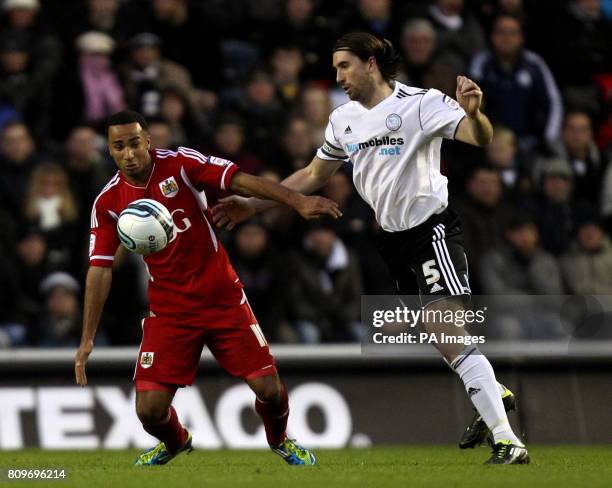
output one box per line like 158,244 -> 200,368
133,301 -> 276,386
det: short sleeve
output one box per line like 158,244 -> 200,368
419,89 -> 466,139
89,197 -> 119,267
316,118 -> 349,161
178,147 -> 239,191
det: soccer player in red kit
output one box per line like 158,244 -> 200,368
74,111 -> 341,466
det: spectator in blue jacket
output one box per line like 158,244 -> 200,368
469,14 -> 563,153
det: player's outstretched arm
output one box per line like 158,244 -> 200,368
75,266 -> 112,386
454,75 -> 494,147
227,168 -> 343,222
213,156 -> 343,229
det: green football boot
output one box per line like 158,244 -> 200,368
134,430 -> 193,466
272,438 -> 316,465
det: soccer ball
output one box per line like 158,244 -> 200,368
117,199 -> 174,255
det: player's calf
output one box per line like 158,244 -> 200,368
248,374 -> 316,465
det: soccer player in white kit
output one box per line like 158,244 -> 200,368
213,32 -> 529,464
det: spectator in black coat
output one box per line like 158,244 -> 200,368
0,30 -> 52,140
531,158 -> 576,257
551,111 -> 607,205
548,0 -> 612,113
453,165 -> 514,292
286,222 -> 364,343
0,121 -> 39,217
231,222 -> 293,342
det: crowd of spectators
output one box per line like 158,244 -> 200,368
0,0 -> 611,346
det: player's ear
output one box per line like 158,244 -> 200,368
367,56 -> 376,72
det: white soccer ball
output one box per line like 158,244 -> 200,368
117,199 -> 174,255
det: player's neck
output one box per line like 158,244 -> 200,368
361,80 -> 394,110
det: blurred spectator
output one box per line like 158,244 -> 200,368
0,30 -> 52,139
211,114 -> 262,175
321,171 -> 393,294
85,0 -> 122,36
274,115 -> 316,175
236,70 -> 285,160
54,0 -> 133,49
531,158 -> 575,256
62,125 -> 110,229
147,116 -> 173,149
23,162 -> 79,271
14,226 -> 49,328
562,216 -> 612,294
301,84 -> 331,147
551,111 -> 607,204
485,125 -> 530,198
0,121 -> 39,216
425,0 -> 486,72
480,215 -> 565,340
270,45 -> 305,106
321,170 -> 371,246
397,18 -> 457,96
55,31 -> 126,138
231,222 -> 294,342
453,165 -> 513,292
142,0 -> 224,109
0,0 -> 61,88
472,0 -> 526,33
159,86 -> 209,149
286,222 -> 364,342
33,272 -> 83,347
549,0 -> 612,113
340,0 -> 403,46
264,0 -> 334,80
469,14 -> 563,152
120,32 -> 197,118
253,168 -> 298,247
481,215 -> 563,294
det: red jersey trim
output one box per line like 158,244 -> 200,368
221,163 -> 239,191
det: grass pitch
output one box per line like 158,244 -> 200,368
1,446 -> 611,488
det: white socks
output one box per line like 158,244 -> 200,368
451,347 -> 524,446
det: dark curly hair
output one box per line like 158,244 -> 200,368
333,32 -> 401,82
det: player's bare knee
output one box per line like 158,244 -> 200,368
135,397 -> 169,425
249,375 -> 282,403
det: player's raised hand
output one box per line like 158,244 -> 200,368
295,195 -> 343,220
212,196 -> 256,230
74,341 -> 93,386
456,76 -> 483,117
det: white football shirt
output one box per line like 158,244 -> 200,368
317,81 -> 466,232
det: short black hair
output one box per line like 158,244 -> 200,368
333,32 -> 400,82
105,110 -> 148,135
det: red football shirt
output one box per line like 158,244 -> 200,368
89,147 -> 243,316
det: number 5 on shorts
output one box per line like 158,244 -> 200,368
422,259 -> 440,285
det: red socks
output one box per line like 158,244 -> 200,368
255,384 -> 289,447
141,405 -> 188,454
